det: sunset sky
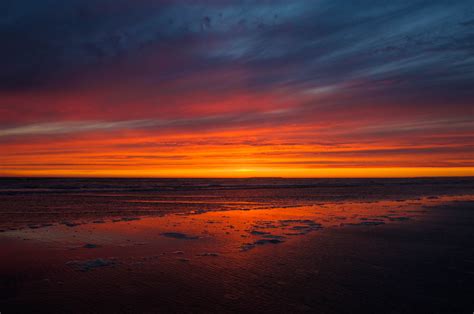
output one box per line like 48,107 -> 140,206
1,0 -> 473,177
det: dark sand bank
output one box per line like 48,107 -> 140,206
1,178 -> 473,313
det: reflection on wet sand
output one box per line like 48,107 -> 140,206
0,195 -> 469,266
0,196 -> 443,247
1,194 -> 474,313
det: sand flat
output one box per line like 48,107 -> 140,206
1,178 -> 474,313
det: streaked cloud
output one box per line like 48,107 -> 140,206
0,0 -> 473,176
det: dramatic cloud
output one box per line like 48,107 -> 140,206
0,0 -> 473,177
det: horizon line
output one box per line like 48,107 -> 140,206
1,175 -> 473,180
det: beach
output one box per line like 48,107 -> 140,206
1,178 -> 473,313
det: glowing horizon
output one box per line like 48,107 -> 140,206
3,168 -> 474,179
1,1 -> 473,177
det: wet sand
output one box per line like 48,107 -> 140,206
1,179 -> 474,313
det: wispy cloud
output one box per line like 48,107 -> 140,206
0,0 -> 473,176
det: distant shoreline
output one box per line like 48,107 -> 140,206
1,176 -> 473,180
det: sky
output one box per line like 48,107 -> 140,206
0,0 -> 473,177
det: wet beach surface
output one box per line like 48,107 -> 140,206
1,178 -> 474,313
